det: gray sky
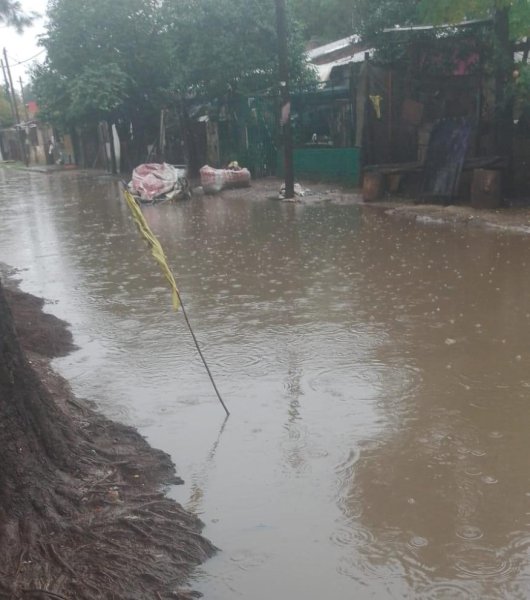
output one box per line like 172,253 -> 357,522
1,0 -> 48,82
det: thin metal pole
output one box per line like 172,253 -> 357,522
121,183 -> 229,416
175,290 -> 230,416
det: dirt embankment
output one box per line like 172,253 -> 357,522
362,200 -> 530,234
3,281 -> 215,600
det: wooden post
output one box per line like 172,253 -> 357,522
3,48 -> 27,165
159,109 -> 166,161
494,6 -> 513,197
362,171 -> 385,202
3,49 -> 20,124
108,121 -> 117,174
471,169 -> 501,209
1,59 -> 16,124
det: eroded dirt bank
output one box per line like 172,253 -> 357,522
2,277 -> 215,600
363,199 -> 530,234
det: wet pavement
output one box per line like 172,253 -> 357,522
1,168 -> 530,599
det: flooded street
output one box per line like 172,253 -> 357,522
2,168 -> 530,599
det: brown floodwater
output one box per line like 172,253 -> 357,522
2,168 -> 530,599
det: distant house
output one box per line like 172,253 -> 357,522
281,36 -> 372,185
297,19 -> 529,202
0,121 -> 53,165
26,101 -> 39,120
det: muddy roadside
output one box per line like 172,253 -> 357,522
2,270 -> 215,600
209,176 -> 530,234
363,199 -> 530,234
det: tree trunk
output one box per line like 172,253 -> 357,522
0,278 -> 79,587
0,278 -> 71,507
0,279 -> 215,598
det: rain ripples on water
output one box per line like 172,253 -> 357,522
2,169 -> 530,599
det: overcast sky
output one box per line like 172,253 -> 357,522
1,0 -> 48,82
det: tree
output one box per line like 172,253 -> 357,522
162,0 -> 313,98
417,0 -> 530,38
0,281 -> 74,555
32,0 -> 313,168
32,0 -> 171,148
0,0 -> 33,31
0,280 -> 215,598
288,0 -> 419,43
0,2 -> 30,126
300,0 -> 528,46
0,88 -> 14,126
351,0 -> 418,39
291,0 -> 356,43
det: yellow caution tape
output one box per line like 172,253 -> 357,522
122,187 -> 181,311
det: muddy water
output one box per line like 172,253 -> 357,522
2,169 -> 530,599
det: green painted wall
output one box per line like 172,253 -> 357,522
278,147 -> 361,185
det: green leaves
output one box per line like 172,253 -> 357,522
0,0 -> 34,32
292,0 -> 528,44
163,0 -> 313,98
67,64 -> 129,123
418,0 -> 530,40
33,0 -> 171,130
33,0 -> 313,130
0,89 -> 14,127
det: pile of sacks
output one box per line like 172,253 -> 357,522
200,163 -> 251,194
129,163 -> 190,202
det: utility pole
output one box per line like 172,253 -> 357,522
274,0 -> 294,199
3,49 -> 20,124
1,59 -> 17,124
3,48 -> 27,165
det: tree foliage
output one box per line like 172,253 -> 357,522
0,1 -> 27,127
350,0 -> 418,40
32,0 -> 313,131
288,0 -> 419,42
417,0 -> 530,38
32,0 -> 171,130
0,89 -> 13,126
292,0 -> 529,43
0,0 -> 34,31
291,0 -> 356,43
417,0 -> 530,111
162,0 -> 313,98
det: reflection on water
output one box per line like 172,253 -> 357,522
2,169 -> 530,599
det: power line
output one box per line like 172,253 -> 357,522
8,49 -> 46,66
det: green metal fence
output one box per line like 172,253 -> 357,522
278,146 -> 361,185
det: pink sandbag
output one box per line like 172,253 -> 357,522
200,165 -> 251,194
130,163 -> 187,201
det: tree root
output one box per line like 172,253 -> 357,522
23,589 -> 69,600
0,282 -> 215,600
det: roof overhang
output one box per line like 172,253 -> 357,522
382,18 -> 493,33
